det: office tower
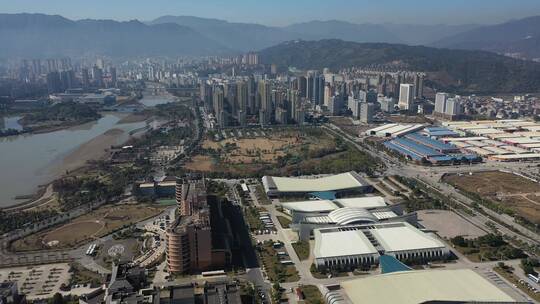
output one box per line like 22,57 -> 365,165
213,87 -> 226,128
298,76 -> 307,98
258,80 -> 271,125
445,98 -> 462,117
92,66 -> 104,88
236,81 -> 248,126
60,70 -> 76,90
398,84 -> 415,110
314,74 -> 325,104
393,73 -> 402,97
288,89 -> 300,117
226,83 -> 237,116
378,97 -> 396,113
200,82 -> 213,110
417,74 -> 424,99
360,103 -> 375,123
324,84 -> 333,107
378,75 -> 387,96
328,96 -> 341,115
82,68 -> 90,89
306,73 -> 314,102
348,96 -> 362,119
247,76 -> 256,115
46,71 -> 62,94
434,92 -> 449,114
110,67 -> 117,87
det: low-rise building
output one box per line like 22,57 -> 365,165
313,222 -> 448,270
262,172 -> 372,198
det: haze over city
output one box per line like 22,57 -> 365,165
1,1 -> 540,304
3,0 -> 540,25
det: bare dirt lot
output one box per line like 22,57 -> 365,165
184,128 -> 337,175
11,203 -> 164,251
443,171 -> 540,224
417,209 -> 486,239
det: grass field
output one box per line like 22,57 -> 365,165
292,241 -> 310,260
443,171 -> 540,225
277,216 -> 292,229
11,203 -> 165,251
299,285 -> 324,304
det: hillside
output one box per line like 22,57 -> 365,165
433,16 -> 540,60
0,13 -> 231,59
283,20 -> 401,44
259,39 -> 540,94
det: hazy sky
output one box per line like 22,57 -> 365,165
3,0 -> 540,26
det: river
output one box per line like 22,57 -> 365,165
0,116 -> 23,131
0,93 -> 176,207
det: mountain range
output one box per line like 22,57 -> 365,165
0,13 -> 539,61
259,39 -> 540,94
149,16 -> 481,51
0,13 -> 230,59
433,16 -> 540,60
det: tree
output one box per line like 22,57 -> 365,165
49,292 -> 64,304
450,236 -> 467,247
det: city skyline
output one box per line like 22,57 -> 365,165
3,0 -> 540,26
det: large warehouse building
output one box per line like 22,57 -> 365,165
262,171 -> 371,197
314,229 -> 379,269
313,222 -> 448,270
281,196 -> 417,240
339,269 -> 517,304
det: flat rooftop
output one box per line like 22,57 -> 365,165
369,222 -> 445,252
314,229 -> 378,259
341,269 -> 516,304
280,200 -> 338,213
263,172 -> 368,193
334,196 -> 387,209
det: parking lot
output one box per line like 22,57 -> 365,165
0,263 -> 71,300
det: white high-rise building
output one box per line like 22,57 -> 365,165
348,96 -> 362,119
324,85 -> 333,107
378,96 -> 396,113
445,98 -> 462,116
434,92 -> 449,114
398,84 -> 414,110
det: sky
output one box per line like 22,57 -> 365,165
2,0 -> 540,26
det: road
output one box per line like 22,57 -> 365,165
324,123 -> 540,247
249,188 -> 536,303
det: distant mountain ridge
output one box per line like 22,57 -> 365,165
1,13 -> 540,61
149,15 -> 296,52
433,16 -> 540,60
0,13 -> 231,59
259,39 -> 540,94
282,20 -> 402,44
149,16 -> 484,51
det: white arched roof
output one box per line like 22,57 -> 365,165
327,207 -> 378,225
